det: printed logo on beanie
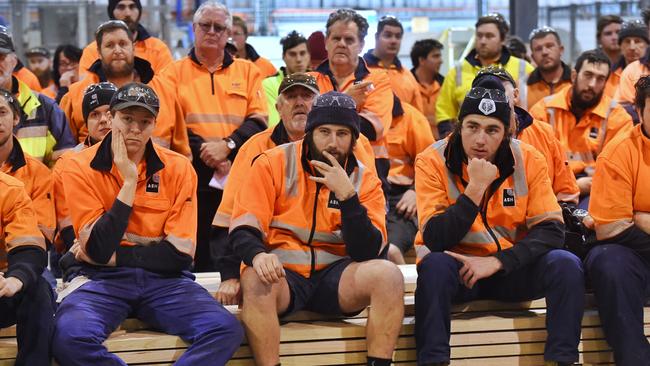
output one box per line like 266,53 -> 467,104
478,98 -> 496,115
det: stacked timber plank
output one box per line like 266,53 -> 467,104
0,265 -> 644,365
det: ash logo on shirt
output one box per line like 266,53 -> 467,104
146,174 -> 160,193
328,191 -> 340,209
502,188 -> 515,207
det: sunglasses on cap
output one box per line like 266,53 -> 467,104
466,87 -> 508,103
476,66 -> 516,85
84,82 -> 118,96
528,25 -> 559,41
114,86 -> 159,109
482,13 -> 508,25
379,15 -> 401,24
0,89 -> 20,113
621,19 -> 646,30
313,93 -> 357,110
281,30 -> 305,43
96,20 -> 129,36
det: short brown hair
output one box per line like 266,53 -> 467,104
596,15 -> 623,40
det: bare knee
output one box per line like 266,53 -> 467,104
387,244 -> 406,264
362,260 -> 404,295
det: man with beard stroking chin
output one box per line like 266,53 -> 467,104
530,49 -> 632,210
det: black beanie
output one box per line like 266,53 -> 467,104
618,20 -> 650,45
82,82 -> 118,123
458,75 -> 511,129
306,91 -> 360,138
107,0 -> 143,20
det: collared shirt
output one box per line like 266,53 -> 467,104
525,62 -> 572,110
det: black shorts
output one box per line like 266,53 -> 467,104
386,187 -> 418,253
281,258 -> 363,317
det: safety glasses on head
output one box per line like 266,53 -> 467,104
114,85 -> 159,109
84,82 -> 118,97
528,25 -> 559,41
95,20 -> 130,37
466,87 -> 508,103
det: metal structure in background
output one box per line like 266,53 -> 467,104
510,0 -> 539,42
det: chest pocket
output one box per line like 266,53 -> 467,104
127,196 -> 172,240
225,88 -> 248,126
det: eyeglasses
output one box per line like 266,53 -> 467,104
466,87 -> 508,103
96,20 -> 129,37
528,25 -> 558,41
84,82 -> 118,96
114,86 -> 159,109
197,22 -> 228,35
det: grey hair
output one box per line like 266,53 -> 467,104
193,1 -> 232,29
325,9 -> 369,41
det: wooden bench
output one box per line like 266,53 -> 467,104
0,265 -> 646,365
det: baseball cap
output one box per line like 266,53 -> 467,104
110,82 -> 160,117
278,72 -> 320,95
25,47 -> 50,58
0,27 -> 15,55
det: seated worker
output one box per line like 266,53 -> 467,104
476,66 -> 580,204
385,96 -> 434,264
52,82 -> 117,255
530,49 -> 633,209
0,88 -> 56,247
414,77 -> 585,366
231,91 -> 404,366
212,73 -> 377,304
52,83 -> 243,366
0,94 -> 54,366
586,75 -> 650,366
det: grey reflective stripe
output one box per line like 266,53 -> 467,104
493,225 -> 517,241
462,225 -> 515,245
543,96 -> 556,129
525,210 -> 563,228
416,245 -> 431,260
166,235 -> 194,253
283,143 -> 298,197
270,219 -> 344,244
432,140 -> 462,200
349,160 -> 366,193
597,100 -> 618,153
455,61 -> 463,87
518,58 -> 528,108
271,247 -> 346,266
510,140 -> 529,197
124,232 -> 164,245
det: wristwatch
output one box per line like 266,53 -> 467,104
223,137 -> 236,150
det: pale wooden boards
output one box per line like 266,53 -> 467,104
0,265 -> 641,365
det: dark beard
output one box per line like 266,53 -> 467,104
571,87 -> 602,111
306,134 -> 350,168
34,70 -> 52,88
102,61 -> 134,79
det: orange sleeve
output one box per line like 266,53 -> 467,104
61,158 -> 108,250
358,168 -> 388,250
254,58 -> 278,78
615,64 -> 639,104
2,180 -> 46,253
14,68 -> 42,92
354,135 -> 377,174
523,148 -> 564,228
362,71 -> 393,139
149,77 -> 190,157
406,72 -> 425,112
151,39 -> 174,73
548,133 -> 579,203
163,158 -> 198,257
414,152 -> 451,231
79,42 -> 99,75
529,98 -> 550,123
52,157 -> 70,252
590,153 -> 634,240
603,106 -> 634,149
59,90 -> 84,143
28,163 -> 56,243
245,63 -> 270,123
230,152 -> 277,236
407,105 -> 435,158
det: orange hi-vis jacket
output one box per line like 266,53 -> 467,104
309,58 -> 393,159
62,134 -> 198,259
412,70 -> 444,130
515,107 -> 580,203
363,51 -> 424,112
160,49 -> 268,143
589,124 -> 650,240
79,25 -> 173,76
242,43 -> 277,78
213,122 -> 377,228
615,52 -> 650,105
386,100 -> 434,187
529,86 -> 633,175
414,138 -> 563,264
604,58 -> 625,99
59,58 -> 190,157
51,140 -> 90,252
1,138 -> 55,244
524,63 -> 572,110
230,139 -> 387,278
13,63 -> 42,92
0,171 -> 46,273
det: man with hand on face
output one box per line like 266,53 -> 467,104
0,90 -> 55,366
263,31 -> 311,127
414,76 -> 584,366
525,26 -> 572,110
530,49 -> 632,210
78,0 -> 173,76
231,91 -> 404,366
363,15 -> 424,112
436,13 -> 533,138
586,75 -> 650,366
52,83 -> 243,366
